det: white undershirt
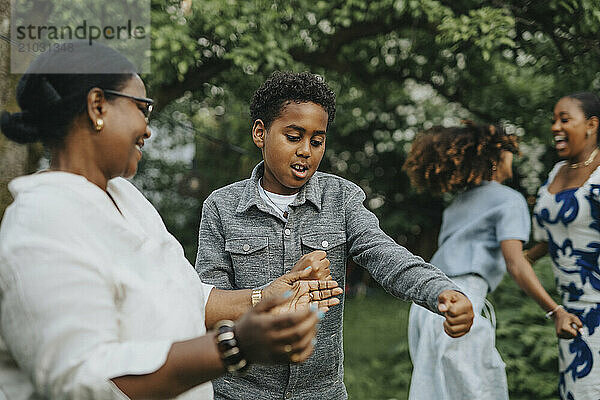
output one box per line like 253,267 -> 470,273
258,178 -> 298,220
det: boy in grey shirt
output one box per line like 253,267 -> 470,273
195,71 -> 473,400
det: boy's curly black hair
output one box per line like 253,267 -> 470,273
250,71 -> 336,129
403,123 -> 519,195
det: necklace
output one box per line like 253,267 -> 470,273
263,190 -> 290,219
569,147 -> 599,169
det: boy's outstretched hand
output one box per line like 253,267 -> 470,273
437,290 -> 474,338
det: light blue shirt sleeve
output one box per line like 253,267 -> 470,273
496,197 -> 530,243
430,182 -> 532,291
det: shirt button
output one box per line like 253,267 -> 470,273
284,228 -> 291,236
242,244 -> 250,252
285,392 -> 292,399
321,240 -> 329,248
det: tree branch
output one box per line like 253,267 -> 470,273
153,57 -> 233,112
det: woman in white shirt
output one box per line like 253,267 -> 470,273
0,42 -> 341,399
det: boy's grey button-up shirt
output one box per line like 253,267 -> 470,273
195,162 -> 460,400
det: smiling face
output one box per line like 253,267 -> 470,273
552,97 -> 598,161
95,75 -> 151,179
252,101 -> 328,194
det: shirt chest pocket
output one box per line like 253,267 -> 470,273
225,237 -> 270,289
301,231 -> 346,281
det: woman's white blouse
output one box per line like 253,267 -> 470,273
0,172 -> 214,399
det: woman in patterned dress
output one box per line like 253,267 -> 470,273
526,92 -> 600,399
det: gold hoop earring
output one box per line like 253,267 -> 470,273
492,162 -> 497,171
95,118 -> 104,131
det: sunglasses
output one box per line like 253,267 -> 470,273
103,89 -> 154,122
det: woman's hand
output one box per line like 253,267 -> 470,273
553,307 -> 584,339
273,278 -> 343,314
290,250 -> 332,280
235,295 -> 321,364
262,266 -> 343,312
502,240 -> 583,339
437,290 -> 474,338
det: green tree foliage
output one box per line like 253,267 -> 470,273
141,0 -> 600,259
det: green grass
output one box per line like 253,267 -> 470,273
343,291 -> 412,400
343,257 -> 560,400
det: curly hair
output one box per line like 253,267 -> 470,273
403,123 -> 519,194
250,71 -> 336,129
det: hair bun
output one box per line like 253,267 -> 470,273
16,75 -> 62,111
0,110 -> 41,144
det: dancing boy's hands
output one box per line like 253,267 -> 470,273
290,250 -> 332,280
437,290 -> 474,338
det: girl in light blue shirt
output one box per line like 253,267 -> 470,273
403,123 -> 580,400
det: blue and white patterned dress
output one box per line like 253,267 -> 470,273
533,161 -> 600,400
